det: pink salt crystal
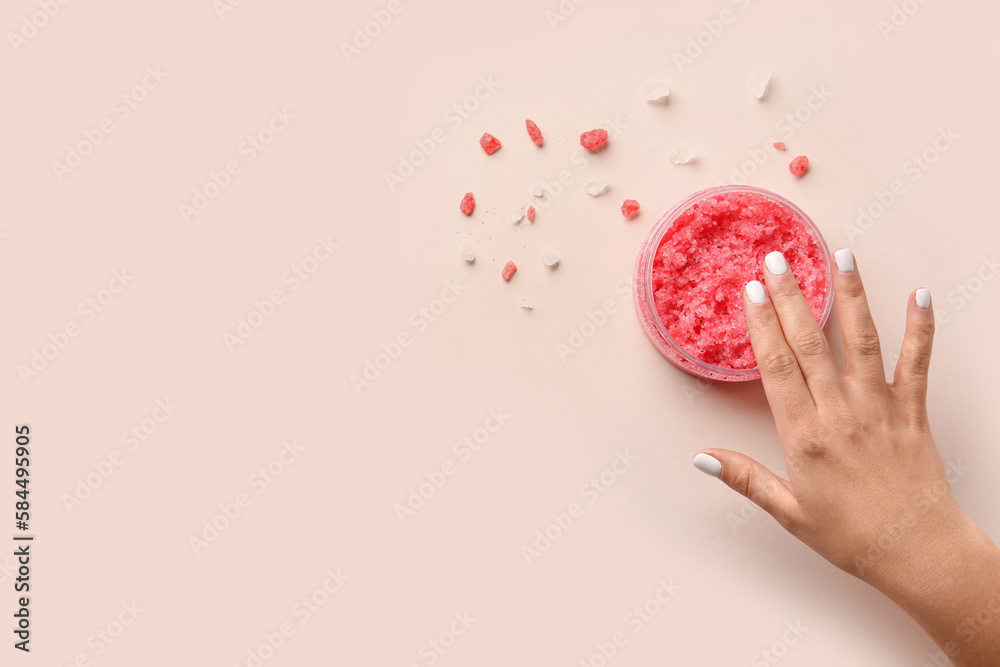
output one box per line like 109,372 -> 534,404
773,142 -> 787,151
621,199 -> 640,218
651,191 -> 828,370
460,192 -> 475,215
526,120 -> 543,146
580,129 -> 608,152
480,133 -> 502,155
502,261 -> 517,281
526,205 -> 536,222
790,155 -> 809,177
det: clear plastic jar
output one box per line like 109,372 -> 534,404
633,186 -> 833,382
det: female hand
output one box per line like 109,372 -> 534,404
693,249 -> 1000,666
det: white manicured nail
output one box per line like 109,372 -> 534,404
746,280 -> 767,304
765,251 -> 789,276
835,248 -> 855,273
692,453 -> 722,478
916,288 -> 931,310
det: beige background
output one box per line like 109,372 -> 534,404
3,0 -> 999,664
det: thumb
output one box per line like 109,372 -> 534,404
692,450 -> 798,529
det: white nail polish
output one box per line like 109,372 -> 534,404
746,280 -> 767,304
835,248 -> 855,273
692,453 -> 722,478
765,251 -> 789,276
916,288 -> 931,309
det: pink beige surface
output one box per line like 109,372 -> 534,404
3,1 -> 1000,665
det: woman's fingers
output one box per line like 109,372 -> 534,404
762,251 -> 843,400
892,289 -> 935,420
831,249 -> 887,387
744,280 -> 815,423
692,451 -> 799,530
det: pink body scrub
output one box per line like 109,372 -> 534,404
634,186 -> 832,382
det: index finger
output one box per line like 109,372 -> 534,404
743,280 -> 815,424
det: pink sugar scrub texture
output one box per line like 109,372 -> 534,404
635,187 -> 832,382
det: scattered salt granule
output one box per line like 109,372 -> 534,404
789,155 -> 810,177
621,199 -> 641,218
750,67 -> 772,99
773,142 -> 786,151
580,129 -> 609,152
480,133 -> 502,155
526,206 -> 536,222
542,251 -> 561,267
526,120 -> 544,146
520,298 -> 533,310
502,261 -> 517,281
586,179 -> 610,196
511,205 -> 525,224
642,81 -> 670,102
669,145 -> 696,165
460,244 -> 475,263
531,183 -> 544,197
460,192 -> 475,215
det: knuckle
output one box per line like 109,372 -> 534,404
729,465 -> 753,499
760,349 -> 800,379
902,348 -> 933,377
797,437 -> 830,459
851,330 -> 882,358
913,316 -> 936,340
839,278 -> 866,301
792,330 -> 830,358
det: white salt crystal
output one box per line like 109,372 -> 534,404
520,298 -> 533,310
586,179 -> 610,197
531,183 -> 544,197
750,66 -> 772,99
541,251 -> 560,267
460,244 -> 475,263
510,205 -> 525,224
669,145 -> 696,165
642,81 -> 670,102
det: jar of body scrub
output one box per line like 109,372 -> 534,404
634,186 -> 834,382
